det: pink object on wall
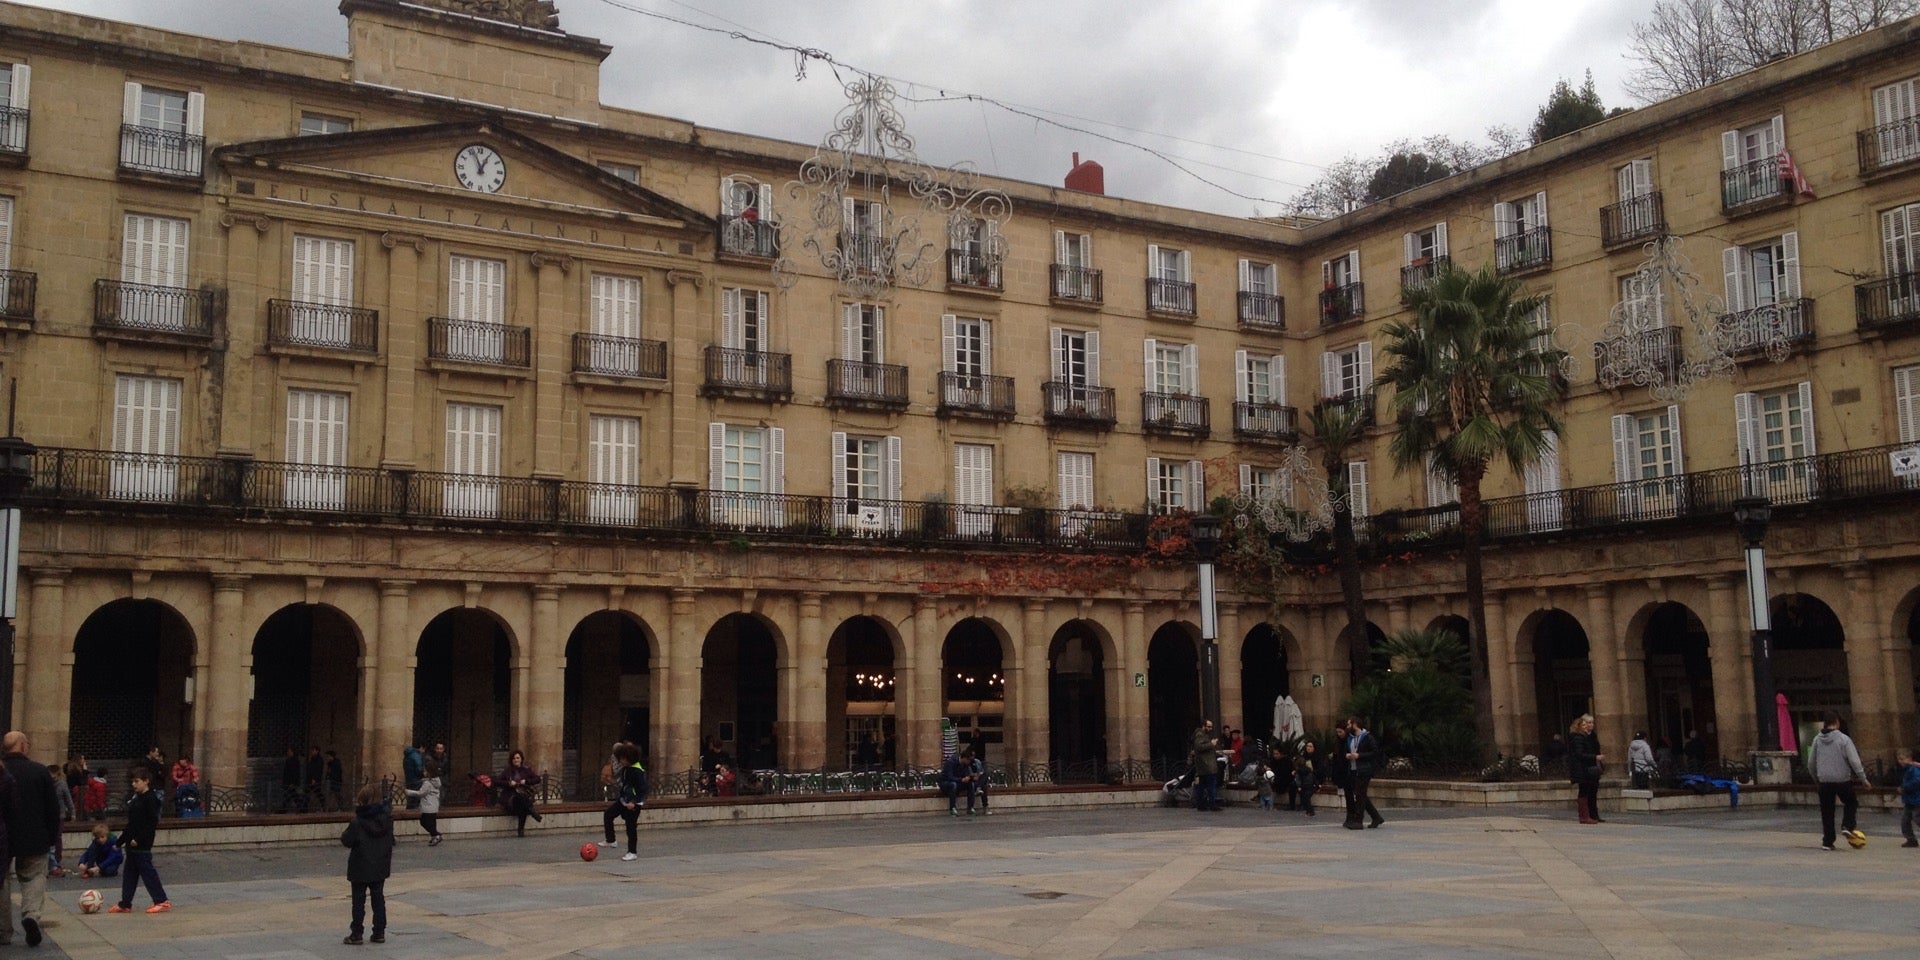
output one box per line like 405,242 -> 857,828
1775,693 -> 1798,752
1064,152 -> 1104,194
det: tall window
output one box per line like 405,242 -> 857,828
840,302 -> 885,363
952,442 -> 995,536
1321,341 -> 1372,400
1146,243 -> 1192,312
586,414 -> 640,523
1736,383 -> 1816,500
0,63 -> 27,153
120,81 -> 203,176
1054,230 -> 1095,299
289,235 -> 355,346
1058,452 -> 1094,510
1237,350 -> 1284,405
1897,366 -> 1920,445
111,374 -> 181,501
1145,339 -> 1193,394
708,423 -> 785,524
1724,234 -> 1800,310
1871,77 -> 1919,167
445,255 -> 507,362
944,315 -> 990,375
443,402 -> 501,518
831,432 -> 901,531
1240,464 -> 1287,507
721,287 -> 767,352
1052,327 -> 1098,386
1882,202 -> 1919,278
285,388 -> 348,510
843,198 -> 883,271
121,213 -> 191,330
1146,457 -> 1203,514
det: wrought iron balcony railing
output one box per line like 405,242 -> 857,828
0,270 -> 34,321
717,214 -> 779,259
837,232 -> 886,274
1495,228 -> 1552,274
0,105 -> 27,155
267,299 -> 378,353
1237,292 -> 1284,331
826,359 -> 909,408
1601,193 -> 1666,249
702,346 -> 792,399
1315,394 -> 1375,429
1719,299 -> 1814,359
572,332 -> 667,379
1594,326 -> 1682,388
1721,156 -> 1791,211
426,317 -> 531,367
1141,392 -> 1209,436
1146,278 -> 1196,316
947,251 -> 1002,290
1232,401 -> 1299,442
936,371 -> 1015,420
1042,381 -> 1117,428
1859,118 -> 1920,176
1319,283 -> 1364,327
1856,273 -> 1920,334
1400,256 -> 1450,296
119,124 -> 203,179
1050,264 -> 1103,304
93,279 -> 221,338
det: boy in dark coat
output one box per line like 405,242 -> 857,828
340,783 -> 395,944
108,766 -> 168,913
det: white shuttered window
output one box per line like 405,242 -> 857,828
121,213 -> 190,330
290,235 -> 355,346
953,443 -> 995,536
446,255 -> 506,362
587,414 -> 640,523
111,374 -> 181,501
443,402 -> 501,518
285,388 -> 348,509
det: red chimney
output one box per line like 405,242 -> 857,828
1064,152 -> 1104,195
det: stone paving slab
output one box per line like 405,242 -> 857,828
112,929 -> 497,960
1115,937 -> 1558,960
771,879 -> 1091,918
395,880 -> 682,916
585,926 -> 989,959
155,879 -> 328,904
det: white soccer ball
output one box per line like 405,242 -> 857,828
79,889 -> 102,914
1263,769 -> 1275,782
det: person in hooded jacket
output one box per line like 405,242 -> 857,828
1808,711 -> 1868,851
598,742 -> 647,861
340,783 -> 395,945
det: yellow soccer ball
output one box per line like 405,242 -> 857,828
1846,829 -> 1868,849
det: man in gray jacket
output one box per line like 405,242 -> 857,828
1808,711 -> 1868,851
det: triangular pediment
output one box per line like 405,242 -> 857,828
213,122 -> 709,229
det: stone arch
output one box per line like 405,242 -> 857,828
68,599 -> 197,799
1526,608 -> 1591,752
246,602 -> 365,805
1239,622 -> 1296,742
1147,620 -> 1201,774
1047,618 -> 1110,781
1772,592 -> 1849,746
942,616 -> 1009,765
413,607 -> 518,791
826,615 -> 902,770
1639,602 -> 1715,764
563,610 -> 655,799
700,612 -> 784,770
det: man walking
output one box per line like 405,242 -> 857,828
1808,711 -> 1868,851
1343,716 -> 1384,830
1,732 -> 60,946
1190,720 -> 1221,812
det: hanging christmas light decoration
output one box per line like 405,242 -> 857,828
774,75 -> 1011,297
1224,444 -> 1341,544
1590,235 -> 1762,401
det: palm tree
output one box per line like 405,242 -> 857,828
1378,262 -> 1569,746
1306,396 -> 1374,680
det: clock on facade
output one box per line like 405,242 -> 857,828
453,144 -> 506,193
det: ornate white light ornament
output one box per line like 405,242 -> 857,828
1225,444 -> 1341,544
1591,235 -> 1752,401
774,75 -> 1011,297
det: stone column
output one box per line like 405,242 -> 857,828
1878,574 -> 1917,752
1122,601 -> 1149,765
647,590 -> 672,771
1617,589 -> 1650,756
1485,589 -> 1516,752
1584,583 -> 1627,764
203,575 -> 250,787
1319,604 -> 1349,726
911,597 -> 939,769
1510,596 -> 1540,753
1705,575 -> 1756,758
1385,597 -> 1409,637
1842,565 -> 1893,755
792,592 -> 827,769
665,271 -> 706,487
372,581 -> 414,786
663,588 -> 700,777
526,585 -> 564,781
528,253 -> 573,474
1218,602 -> 1242,734
20,569 -> 67,750
215,215 -> 269,456
1019,599 -> 1048,770
379,234 -> 425,469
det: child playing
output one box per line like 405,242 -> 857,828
1255,761 -> 1276,811
1294,741 -> 1319,817
404,760 -> 443,846
78,823 -> 123,878
107,766 -> 170,914
340,783 -> 395,945
83,767 -> 108,820
1900,749 -> 1920,848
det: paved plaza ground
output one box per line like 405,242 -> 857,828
20,802 -> 1920,960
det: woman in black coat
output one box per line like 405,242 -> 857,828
1567,713 -> 1605,825
498,750 -> 543,836
340,784 -> 394,944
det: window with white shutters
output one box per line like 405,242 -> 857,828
944,315 -> 990,376
841,302 -> 885,363
1146,243 -> 1193,312
1882,203 -> 1919,279
1054,231 -> 1095,299
0,196 -> 14,309
446,255 -> 506,362
952,442 -> 995,536
290,235 -> 355,346
1897,366 -> 1920,444
587,414 -> 640,523
285,388 -> 348,510
1054,328 -> 1096,386
1617,159 -> 1654,202
1321,342 -> 1372,401
0,63 -> 27,153
1346,460 -> 1370,528
120,82 -> 202,176
844,198 -> 884,271
443,402 -> 501,518
707,423 -> 784,526
1237,351 -> 1283,405
1612,406 -> 1685,519
1424,453 -> 1458,509
111,374 -> 181,501
121,213 -> 190,330
1523,431 -> 1563,531
831,432 -> 900,532
1145,458 -> 1203,514
1240,260 -> 1276,295
1872,77 -> 1919,167
1736,383 -> 1815,502
589,274 -> 645,375
1057,451 -> 1097,536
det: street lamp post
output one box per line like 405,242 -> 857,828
0,433 -> 34,730
1191,515 -> 1223,733
1732,496 -> 1774,753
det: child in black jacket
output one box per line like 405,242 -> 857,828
341,784 -> 395,944
109,766 -> 169,913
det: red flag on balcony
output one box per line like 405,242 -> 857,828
1776,149 -> 1816,199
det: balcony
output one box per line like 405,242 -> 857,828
1232,401 -> 1299,442
1721,156 -> 1792,213
1719,299 -> 1813,360
1594,326 -> 1682,388
1495,228 -> 1552,275
702,346 -> 792,401
1042,381 -> 1117,429
946,251 -> 1002,292
837,232 -> 885,276
1237,291 -> 1284,332
1319,283 -> 1364,328
1050,264 -> 1103,305
1400,255 -> 1450,297
572,332 -> 667,380
0,105 -> 28,160
1859,118 -> 1920,178
1856,273 -> 1920,335
826,359 -> 910,410
1146,278 -> 1196,317
0,270 -> 34,322
426,317 -> 531,368
1600,193 -> 1666,250
266,299 -> 378,353
118,124 -> 203,180
1142,392 -> 1209,437
717,214 -> 779,260
936,371 -> 1015,421
1315,395 -> 1375,429
92,279 -> 221,340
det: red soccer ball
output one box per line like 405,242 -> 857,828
579,843 -> 598,862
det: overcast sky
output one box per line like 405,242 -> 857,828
18,0 -> 1661,216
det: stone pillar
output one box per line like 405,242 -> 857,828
663,589 -> 699,777
792,592 -> 827,769
1122,601 -> 1149,765
1485,589 -> 1516,752
1842,565 -> 1893,755
647,591 -> 672,771
1617,589 -> 1650,757
665,271 -> 706,487
1319,604 -> 1350,727
528,253 -> 573,474
215,215 -> 269,456
1385,597 -> 1409,637
1705,575 -> 1756,758
20,569 -> 67,750
1584,583 -> 1627,764
379,233 -> 424,469
1879,575 -> 1917,751
1020,599 -> 1048,770
1218,602 -> 1242,734
1510,596 -> 1540,753
372,581 -> 414,786
202,575 -> 250,787
526,585 -> 564,780
911,597 -> 939,769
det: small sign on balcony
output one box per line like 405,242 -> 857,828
856,505 -> 885,530
1893,447 -> 1920,478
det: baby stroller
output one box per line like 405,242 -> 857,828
173,782 -> 204,818
468,772 -> 496,807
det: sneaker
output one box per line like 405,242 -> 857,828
428,836 -> 442,847
107,905 -> 133,914
1903,839 -> 1918,848
1822,843 -> 1837,851
597,841 -> 617,847
145,902 -> 172,914
23,917 -> 40,946
370,933 -> 385,944
967,809 -> 977,816
620,852 -> 637,862
984,809 -> 993,816
948,808 -> 957,817
343,934 -> 364,945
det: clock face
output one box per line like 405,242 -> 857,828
454,144 -> 506,193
